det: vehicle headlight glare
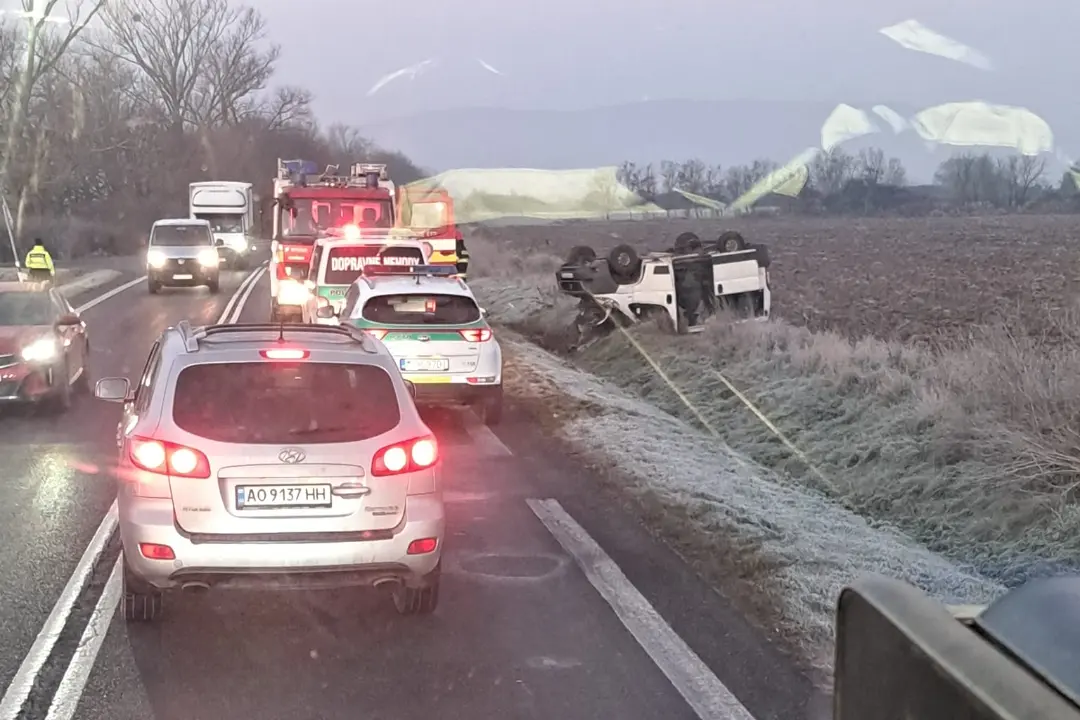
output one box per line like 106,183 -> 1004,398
197,249 -> 218,267
21,337 -> 58,362
147,250 -> 166,268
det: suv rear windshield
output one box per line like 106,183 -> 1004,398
361,294 -> 480,325
151,225 -> 211,246
172,362 -> 400,444
322,245 -> 424,285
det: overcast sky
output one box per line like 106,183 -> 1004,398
254,0 -> 1080,125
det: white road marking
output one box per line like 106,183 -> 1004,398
215,262 -> 266,325
0,265 -> 263,719
74,276 -> 146,313
44,557 -> 121,720
0,504 -> 117,720
527,498 -> 758,720
461,410 -> 513,456
225,265 -> 266,324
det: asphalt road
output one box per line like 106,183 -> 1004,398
0,265 -> 829,720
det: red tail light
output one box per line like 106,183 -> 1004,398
366,329 -> 388,340
371,435 -> 438,477
261,348 -> 309,360
459,328 -> 492,342
130,436 -> 211,479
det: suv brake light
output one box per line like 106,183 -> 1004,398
371,435 -> 438,477
130,436 -> 211,479
459,328 -> 492,342
262,348 -> 309,360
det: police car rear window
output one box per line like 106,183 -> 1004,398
322,245 -> 423,285
361,294 -> 480,325
151,225 -> 211,246
172,362 -> 400,444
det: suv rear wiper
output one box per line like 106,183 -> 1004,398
288,425 -> 348,436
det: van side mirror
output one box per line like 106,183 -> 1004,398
403,380 -> 416,399
316,305 -> 336,319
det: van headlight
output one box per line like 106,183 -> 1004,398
147,250 -> 166,268
197,249 -> 219,267
21,337 -> 59,362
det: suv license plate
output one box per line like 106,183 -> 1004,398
560,272 -> 574,278
236,484 -> 332,508
401,358 -> 450,372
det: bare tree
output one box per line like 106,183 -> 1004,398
674,158 -> 707,194
856,148 -> 885,185
883,157 -> 906,187
191,5 -> 278,126
326,123 -> 372,164
996,154 -> 1045,208
1,0 -> 107,233
809,148 -> 855,195
659,160 -> 678,193
99,0 -> 233,131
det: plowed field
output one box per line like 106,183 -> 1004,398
481,214 -> 1080,343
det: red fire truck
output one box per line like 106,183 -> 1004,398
269,159 -> 396,322
395,186 -> 468,278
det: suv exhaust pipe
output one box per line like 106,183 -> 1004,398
372,577 -> 401,591
181,581 -> 210,594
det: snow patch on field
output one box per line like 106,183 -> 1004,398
477,275 -> 1004,663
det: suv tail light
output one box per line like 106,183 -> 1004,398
371,435 -> 438,477
459,328 -> 492,342
130,436 -> 211,479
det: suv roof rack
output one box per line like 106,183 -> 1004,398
171,321 -> 376,354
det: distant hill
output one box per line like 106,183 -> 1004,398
359,99 -> 1074,184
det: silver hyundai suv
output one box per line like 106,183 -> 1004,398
94,322 -> 444,622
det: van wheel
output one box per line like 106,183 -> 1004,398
207,277 -> 220,294
607,244 -> 640,283
122,562 -> 163,623
393,565 -> 440,616
147,278 -> 160,294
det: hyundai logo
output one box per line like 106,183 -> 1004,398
278,447 -> 306,464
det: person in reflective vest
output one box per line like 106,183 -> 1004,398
24,239 -> 55,284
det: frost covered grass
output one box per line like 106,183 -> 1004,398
466,230 -> 1080,669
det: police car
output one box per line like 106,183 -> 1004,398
302,232 -> 430,324
316,265 -> 502,425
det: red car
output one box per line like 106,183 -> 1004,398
0,282 -> 90,412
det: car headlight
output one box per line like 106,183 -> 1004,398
197,249 -> 219,267
147,250 -> 166,268
21,337 -> 59,362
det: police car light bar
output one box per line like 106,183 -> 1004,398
362,264 -> 457,277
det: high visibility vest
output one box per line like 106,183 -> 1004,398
25,248 -> 53,271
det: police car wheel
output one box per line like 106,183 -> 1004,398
478,387 -> 503,426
